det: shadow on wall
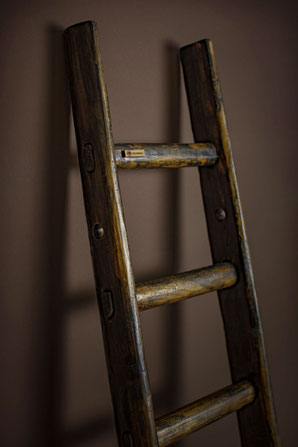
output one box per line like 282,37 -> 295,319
44,28 -> 186,446
152,41 -> 183,419
43,25 -> 70,447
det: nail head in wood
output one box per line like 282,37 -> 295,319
215,208 -> 226,221
94,224 -> 104,240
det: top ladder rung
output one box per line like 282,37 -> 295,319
114,143 -> 217,168
156,380 -> 255,447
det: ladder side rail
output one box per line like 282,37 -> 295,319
64,21 -> 158,446
181,40 -> 279,446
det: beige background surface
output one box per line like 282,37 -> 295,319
1,1 -> 297,446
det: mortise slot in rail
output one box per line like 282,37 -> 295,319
156,380 -> 255,447
136,262 -> 237,311
114,143 -> 217,168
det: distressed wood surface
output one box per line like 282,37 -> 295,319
114,143 -> 217,168
65,20 -> 279,447
137,262 -> 237,310
64,21 -> 158,446
156,380 -> 255,447
181,39 -> 280,446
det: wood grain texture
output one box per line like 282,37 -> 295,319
136,262 -> 237,310
156,380 -> 255,447
65,21 -> 279,447
181,40 -> 280,446
64,21 -> 158,446
114,143 -> 217,168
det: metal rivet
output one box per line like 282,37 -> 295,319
216,208 -> 226,221
94,224 -> 104,239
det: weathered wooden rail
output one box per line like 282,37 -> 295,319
64,20 -> 279,447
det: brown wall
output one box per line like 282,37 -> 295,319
1,1 -> 297,446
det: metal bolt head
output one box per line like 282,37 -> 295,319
94,224 -> 104,239
216,208 -> 226,221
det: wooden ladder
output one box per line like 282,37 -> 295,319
64,21 -> 279,447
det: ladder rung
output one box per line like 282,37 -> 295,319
156,380 -> 255,447
136,262 -> 237,311
114,143 -> 217,168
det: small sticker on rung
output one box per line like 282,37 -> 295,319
124,149 -> 145,158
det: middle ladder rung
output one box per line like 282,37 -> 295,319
114,143 -> 217,168
156,380 -> 255,447
136,262 -> 237,311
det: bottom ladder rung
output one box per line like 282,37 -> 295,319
156,380 -> 255,446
